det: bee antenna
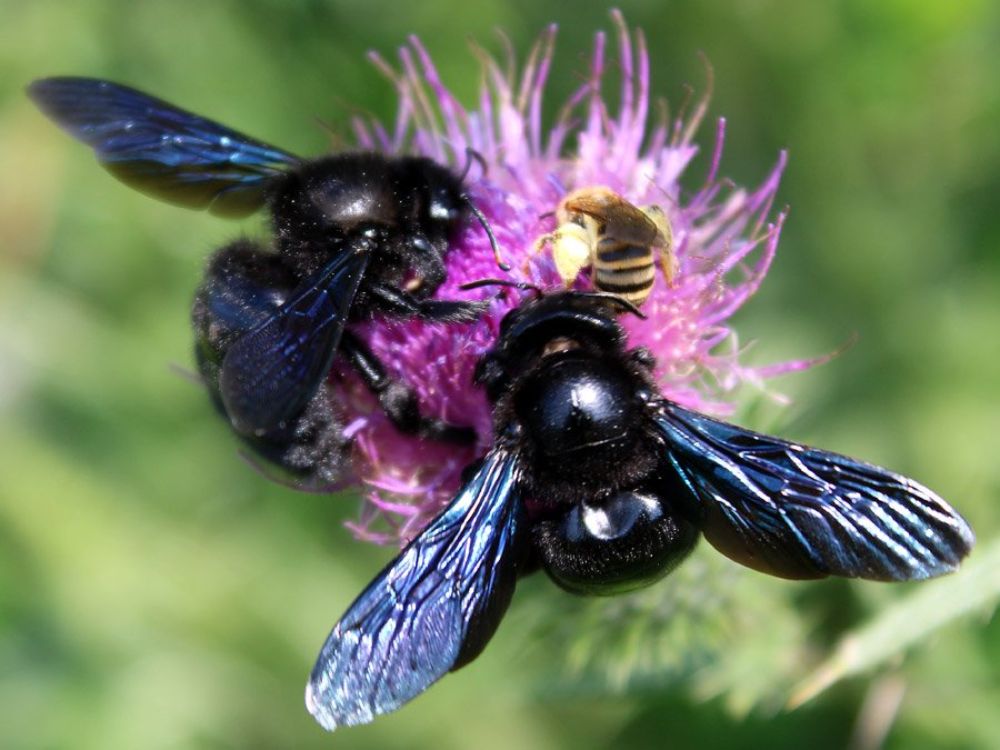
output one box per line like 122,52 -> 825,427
461,195 -> 511,272
459,147 -> 489,181
460,278 -> 542,298
642,174 -> 678,209
578,291 -> 648,320
312,116 -> 345,150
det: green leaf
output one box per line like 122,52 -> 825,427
789,537 -> 1000,707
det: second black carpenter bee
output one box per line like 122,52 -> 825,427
305,288 -> 974,730
28,77 -> 504,485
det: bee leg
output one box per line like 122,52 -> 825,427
246,388 -> 350,490
367,281 -> 489,323
340,331 -> 477,444
532,233 -> 553,252
657,244 -> 679,287
521,233 -> 553,273
642,204 -> 678,286
546,223 -> 592,287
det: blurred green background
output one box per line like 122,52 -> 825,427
1,1 -> 998,748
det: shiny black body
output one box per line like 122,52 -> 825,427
306,290 -> 973,730
476,293 -> 699,592
192,153 -> 483,485
28,77 -> 484,486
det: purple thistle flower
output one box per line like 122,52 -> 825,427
331,11 -> 816,545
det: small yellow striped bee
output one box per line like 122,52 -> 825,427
534,186 -> 677,305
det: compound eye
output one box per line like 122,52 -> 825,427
533,491 -> 699,596
428,199 -> 456,221
426,187 -> 461,222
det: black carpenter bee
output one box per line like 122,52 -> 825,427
534,186 -> 677,305
305,288 -> 974,730
28,77 -> 504,485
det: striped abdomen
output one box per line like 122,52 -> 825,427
592,238 -> 655,304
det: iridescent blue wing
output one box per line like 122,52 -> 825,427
27,77 -> 298,217
306,448 -> 524,731
219,247 -> 369,435
653,401 -> 974,581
